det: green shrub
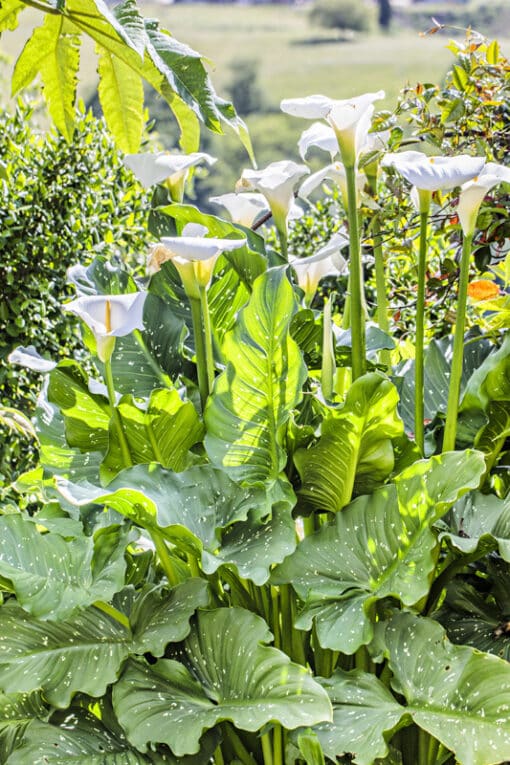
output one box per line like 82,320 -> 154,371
0,99 -> 150,480
309,0 -> 374,34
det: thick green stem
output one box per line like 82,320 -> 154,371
418,727 -> 430,765
104,357 -> 132,469
149,529 -> 179,587
199,285 -> 215,393
133,329 -> 173,388
321,295 -> 336,401
415,211 -> 429,456
214,746 -> 225,765
93,601 -> 130,631
372,220 -> 392,368
345,165 -> 366,380
443,234 -> 473,452
277,227 -> 288,262
223,725 -> 258,765
273,725 -> 284,765
189,296 -> 210,409
261,733 -> 274,765
271,586 -> 281,650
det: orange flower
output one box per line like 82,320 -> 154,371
467,280 -> 500,301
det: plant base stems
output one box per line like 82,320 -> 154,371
322,295 -> 336,401
199,284 -> 215,393
443,234 -> 473,452
149,529 -> 179,587
415,211 -> 429,456
345,165 -> 366,380
261,732 -> 273,765
372,220 -> 392,368
104,357 -> 132,469
190,296 -> 210,409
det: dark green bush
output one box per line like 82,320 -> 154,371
309,0 -> 374,34
0,99 -> 150,481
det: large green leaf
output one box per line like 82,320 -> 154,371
57,466 -> 296,584
460,333 -> 510,412
0,515 -> 127,620
0,690 -> 48,763
381,612 -> 510,765
5,710 -> 159,765
0,604 -> 130,707
305,670 -> 407,765
205,268 -> 307,483
12,14 -> 81,141
100,388 -> 203,483
294,374 -> 403,513
272,451 -> 485,653
96,43 -> 144,154
113,608 -> 332,756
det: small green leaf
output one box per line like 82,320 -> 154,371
0,0 -> 25,33
97,44 -> 144,153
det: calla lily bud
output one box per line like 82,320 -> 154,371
458,162 -> 510,236
236,160 -> 309,238
123,151 -> 216,202
63,292 -> 147,363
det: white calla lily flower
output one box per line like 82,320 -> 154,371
209,192 -> 269,228
282,91 -> 385,168
157,222 -> 246,298
382,150 -> 485,192
64,292 -> 147,362
458,162 -> 510,236
298,123 -> 339,161
298,161 -> 364,208
123,151 -> 216,201
236,160 -> 309,238
290,231 -> 348,305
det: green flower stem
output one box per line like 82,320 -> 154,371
273,725 -> 284,765
261,733 -> 274,765
427,735 -> 440,765
199,284 -> 215,393
214,746 -> 225,765
372,220 -> 392,368
302,515 -> 316,537
277,227 -> 288,262
104,357 -> 132,469
149,528 -> 179,588
223,724 -> 258,765
417,727 -> 430,765
271,586 -> 282,650
345,164 -> 366,380
93,601 -> 130,631
415,211 -> 430,456
321,295 -> 335,401
443,234 -> 474,452
133,329 -> 173,388
189,296 -> 210,409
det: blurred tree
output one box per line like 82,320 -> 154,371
377,0 -> 392,29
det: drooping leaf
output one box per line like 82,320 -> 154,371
0,515 -> 128,620
441,491 -> 510,561
113,608 -> 332,756
12,14 -> 81,141
100,388 -> 204,483
0,604 -> 130,708
294,373 -> 403,513
381,612 -> 510,765
0,690 -> 48,763
5,709 -> 157,765
96,43 -> 144,154
205,268 -> 307,483
272,451 -> 485,653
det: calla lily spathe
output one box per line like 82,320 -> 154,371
209,192 -> 269,228
298,123 -> 339,161
281,91 -> 385,168
290,231 -> 348,305
64,292 -> 147,362
236,160 -> 309,237
123,151 -> 216,201
382,151 -> 485,190
458,162 -> 510,236
156,223 -> 246,298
